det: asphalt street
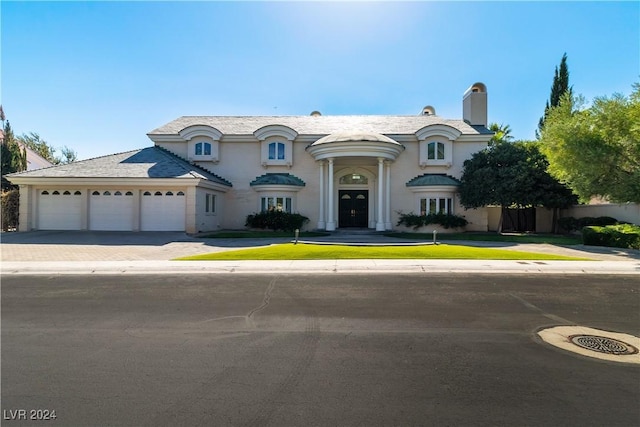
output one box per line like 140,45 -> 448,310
2,273 -> 639,427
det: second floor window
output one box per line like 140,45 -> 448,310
427,142 -> 445,160
268,142 -> 285,160
195,142 -> 212,156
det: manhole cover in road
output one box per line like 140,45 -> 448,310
569,335 -> 638,355
537,326 -> 640,364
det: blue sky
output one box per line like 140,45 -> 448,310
2,1 -> 638,160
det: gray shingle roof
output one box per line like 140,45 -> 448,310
406,174 -> 461,187
149,115 -> 492,137
6,146 -> 232,186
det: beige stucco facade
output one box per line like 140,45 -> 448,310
151,125 -> 492,232
9,82 -> 496,233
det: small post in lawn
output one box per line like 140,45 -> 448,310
433,229 -> 437,245
294,229 -> 299,245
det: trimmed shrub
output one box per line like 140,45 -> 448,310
397,212 -> 468,230
582,224 -> 640,249
246,211 -> 309,232
557,216 -> 619,233
1,189 -> 19,231
556,217 -> 580,233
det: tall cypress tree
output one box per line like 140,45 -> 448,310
537,53 -> 572,137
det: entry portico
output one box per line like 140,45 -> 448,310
307,132 -> 404,231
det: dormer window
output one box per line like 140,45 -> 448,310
415,125 -> 460,169
195,142 -> 212,156
259,138 -> 293,168
178,125 -> 221,163
427,142 -> 445,160
419,138 -> 452,168
268,142 -> 285,160
254,125 -> 297,168
188,139 -> 218,162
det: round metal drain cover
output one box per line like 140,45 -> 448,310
569,335 -> 638,355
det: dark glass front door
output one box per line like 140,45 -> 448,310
339,190 -> 368,228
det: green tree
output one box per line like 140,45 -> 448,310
459,140 -> 577,232
1,120 -> 27,190
1,188 -> 20,231
59,146 -> 78,164
16,132 -> 77,165
538,53 -> 572,137
539,85 -> 640,203
488,122 -> 513,145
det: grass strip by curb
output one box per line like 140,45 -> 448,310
176,243 -> 590,261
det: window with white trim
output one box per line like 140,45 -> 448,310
268,142 -> 285,160
420,197 -> 453,215
189,139 -> 219,162
427,142 -> 445,160
419,139 -> 452,168
261,196 -> 292,213
260,138 -> 292,167
205,193 -> 216,214
195,141 -> 212,156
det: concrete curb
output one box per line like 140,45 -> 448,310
2,260 -> 639,275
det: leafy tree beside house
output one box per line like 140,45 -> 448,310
458,140 -> 577,233
17,132 -> 77,165
1,114 -> 27,230
1,120 -> 27,190
539,84 -> 640,203
488,123 -> 514,145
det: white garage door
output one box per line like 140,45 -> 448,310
38,190 -> 83,230
141,190 -> 186,231
89,190 -> 135,231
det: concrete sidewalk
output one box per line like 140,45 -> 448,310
1,230 -> 639,274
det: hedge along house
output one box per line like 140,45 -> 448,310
8,83 -> 493,233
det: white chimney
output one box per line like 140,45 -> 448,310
462,82 -> 487,127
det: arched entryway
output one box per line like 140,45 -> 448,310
337,170 -> 372,228
306,132 -> 404,231
338,190 -> 368,227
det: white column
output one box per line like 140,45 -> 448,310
376,158 -> 385,231
385,161 -> 392,230
317,160 -> 326,229
326,158 -> 336,231
81,188 -> 90,230
18,185 -> 32,232
130,189 -> 141,232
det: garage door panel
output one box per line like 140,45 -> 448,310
38,190 -> 82,230
141,191 -> 185,231
89,190 -> 135,231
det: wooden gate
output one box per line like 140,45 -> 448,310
502,207 -> 536,232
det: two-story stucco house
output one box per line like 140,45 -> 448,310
8,83 -> 494,233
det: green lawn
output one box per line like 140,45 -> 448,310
385,232 -> 581,245
176,243 -> 589,261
